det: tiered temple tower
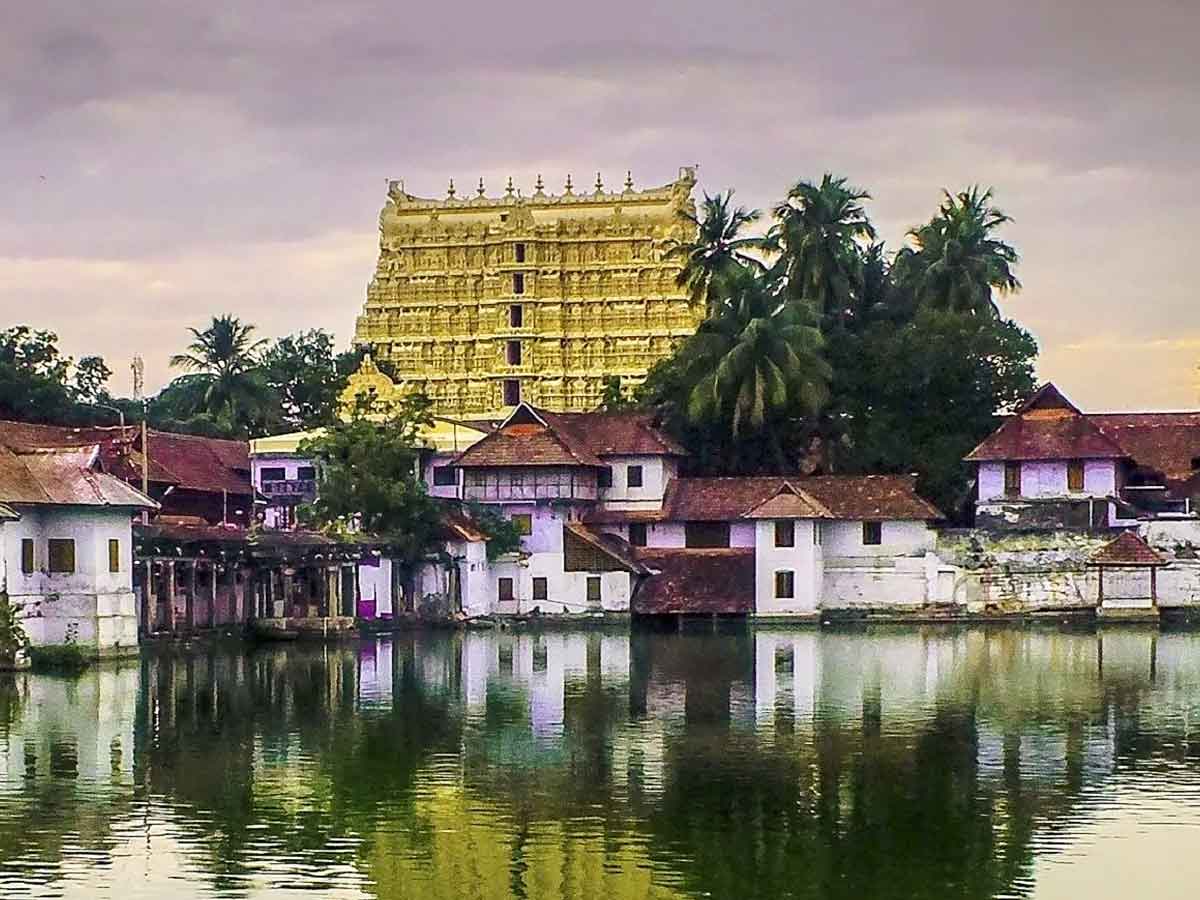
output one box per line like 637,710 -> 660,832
346,168 -> 703,419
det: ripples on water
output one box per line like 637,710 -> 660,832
1,626 -> 1200,899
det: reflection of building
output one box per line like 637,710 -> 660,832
346,169 -> 704,419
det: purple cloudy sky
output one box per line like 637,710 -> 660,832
2,0 -> 1197,408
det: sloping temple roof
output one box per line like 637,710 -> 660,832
966,384 -> 1128,462
0,446 -> 157,509
1088,531 -> 1168,567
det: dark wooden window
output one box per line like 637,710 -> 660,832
48,539 -> 75,574
628,522 -> 648,547
598,467 -> 613,488
685,521 -> 730,548
260,466 -> 286,485
509,304 -> 523,327
511,513 -> 533,536
627,465 -> 644,488
513,273 -> 525,295
1067,460 -> 1085,492
514,243 -> 526,263
586,577 -> 602,607
432,465 -> 456,486
108,538 -> 121,573
498,577 -> 514,603
775,520 -> 795,547
20,538 -> 33,574
532,577 -> 548,601
503,379 -> 521,406
863,521 -> 883,546
775,570 -> 795,599
506,340 -> 522,365
297,465 -> 316,480
1004,461 -> 1021,497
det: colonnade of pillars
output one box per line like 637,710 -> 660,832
135,557 -> 363,636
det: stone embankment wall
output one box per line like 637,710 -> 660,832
934,528 -> 1200,614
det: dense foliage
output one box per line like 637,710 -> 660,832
647,175 -> 1038,518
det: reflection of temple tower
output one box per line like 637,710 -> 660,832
347,169 -> 704,418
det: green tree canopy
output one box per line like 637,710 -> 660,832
895,186 -> 1021,316
168,314 -> 270,436
769,173 -> 876,321
298,394 -> 442,565
260,329 -> 356,431
666,190 -> 768,315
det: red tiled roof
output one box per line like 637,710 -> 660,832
964,384 -> 1127,462
1089,531 -> 1168,567
660,475 -> 942,522
0,446 -> 156,509
452,403 -> 685,469
1092,413 -> 1200,489
565,522 -> 650,574
0,419 -> 252,497
582,507 -> 668,525
542,409 -> 688,457
632,548 -> 755,615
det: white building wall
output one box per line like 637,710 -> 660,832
754,519 -> 822,615
600,456 -> 677,507
978,459 -> 1116,502
4,505 -> 139,656
822,520 -> 935,559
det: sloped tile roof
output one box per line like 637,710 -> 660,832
0,419 -> 252,497
632,548 -> 755,615
564,522 -> 650,574
1089,531 -> 1168,567
742,481 -> 833,519
0,446 -> 156,509
660,475 -> 942,522
1092,413 -> 1200,489
964,384 -> 1128,463
452,403 -> 685,469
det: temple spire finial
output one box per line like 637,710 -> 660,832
595,171 -> 604,194
564,174 -> 574,195
505,176 -> 515,197
477,177 -> 486,197
447,178 -> 456,199
534,173 -> 545,195
624,170 -> 634,192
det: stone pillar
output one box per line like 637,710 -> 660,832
165,562 -> 177,634
139,560 -> 152,636
185,562 -> 197,633
209,562 -> 218,627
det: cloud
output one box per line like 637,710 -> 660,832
0,0 -> 1197,408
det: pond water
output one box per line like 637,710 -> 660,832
2,626 -> 1200,899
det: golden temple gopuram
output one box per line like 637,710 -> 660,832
346,167 -> 704,418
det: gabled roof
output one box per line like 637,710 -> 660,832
659,475 -> 942,522
741,481 -> 833,519
632,548 -> 755,615
452,402 -> 685,469
965,383 -> 1128,462
564,522 -> 650,574
1091,413 -> 1200,492
0,446 -> 157,509
1089,531 -> 1168,567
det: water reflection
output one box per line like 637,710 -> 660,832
0,627 -> 1199,898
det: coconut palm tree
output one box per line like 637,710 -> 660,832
894,186 -> 1021,316
169,314 -> 269,434
666,190 -> 769,315
769,174 -> 876,321
683,271 -> 830,444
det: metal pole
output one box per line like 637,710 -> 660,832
141,410 -> 150,524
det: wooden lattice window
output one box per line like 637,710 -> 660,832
498,578 -> 514,603
20,538 -> 33,574
1068,460 -> 1085,492
48,539 -> 75,574
108,538 -> 121,573
1004,461 -> 1021,497
532,577 -> 548,602
775,520 -> 795,548
775,570 -> 795,599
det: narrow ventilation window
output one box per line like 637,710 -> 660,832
514,243 -> 526,263
513,272 -> 525,295
509,304 -> 524,328
503,379 -> 521,406
506,340 -> 522,365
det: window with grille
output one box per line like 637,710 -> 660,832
598,467 -> 613,488
108,538 -> 121,573
586,577 -> 602,607
506,341 -> 522,365
863,521 -> 883,545
533,577 -> 548,601
685,522 -> 730,548
20,538 -> 33,574
260,466 -> 285,485
627,465 -> 644,488
1068,460 -> 1085,492
775,570 -> 795,599
432,466 -> 456,486
1004,462 -> 1021,497
509,304 -> 524,327
628,523 -> 648,547
513,273 -> 525,295
498,578 -> 514,602
48,539 -> 75,574
775,520 -> 795,547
